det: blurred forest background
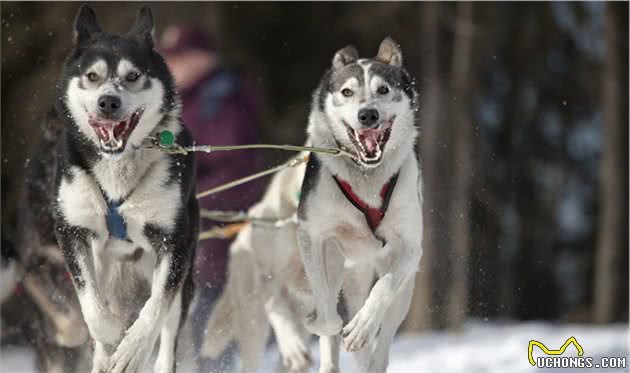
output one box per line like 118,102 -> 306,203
1,1 -> 628,332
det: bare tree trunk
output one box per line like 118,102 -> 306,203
446,2 -> 474,330
403,2 -> 441,332
592,3 -> 628,324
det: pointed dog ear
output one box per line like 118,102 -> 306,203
332,45 -> 359,69
128,6 -> 154,48
375,37 -> 402,67
73,4 -> 101,45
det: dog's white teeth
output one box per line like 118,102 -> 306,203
360,144 -> 382,162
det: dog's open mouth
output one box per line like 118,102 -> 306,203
344,116 -> 394,166
88,109 -> 143,153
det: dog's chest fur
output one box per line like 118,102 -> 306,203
57,149 -> 182,261
300,152 -> 420,262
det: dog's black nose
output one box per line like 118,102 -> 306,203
358,108 -> 379,127
98,95 -> 121,116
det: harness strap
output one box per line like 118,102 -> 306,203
89,165 -> 154,242
106,199 -> 128,241
92,178 -> 131,241
332,172 -> 399,233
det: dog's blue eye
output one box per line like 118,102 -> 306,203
126,72 -> 140,82
341,88 -> 354,97
86,72 -> 98,82
377,86 -> 390,95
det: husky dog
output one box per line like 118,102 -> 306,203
53,5 -> 198,373
202,155 -> 374,373
297,38 -> 423,373
0,109 -> 89,373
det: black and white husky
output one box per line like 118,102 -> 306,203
53,5 -> 198,373
297,38 -> 423,373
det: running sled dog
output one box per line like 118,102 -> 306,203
203,38 -> 422,373
297,37 -> 423,373
53,5 -> 198,373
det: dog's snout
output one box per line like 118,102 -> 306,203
98,95 -> 121,116
358,108 -> 379,127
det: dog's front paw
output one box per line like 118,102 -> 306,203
107,327 -> 152,373
342,308 -> 382,352
277,332 -> 311,372
304,310 -> 343,336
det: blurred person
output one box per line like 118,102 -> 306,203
160,25 -> 264,373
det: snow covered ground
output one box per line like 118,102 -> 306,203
1,321 -> 627,373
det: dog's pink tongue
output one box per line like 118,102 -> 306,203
358,129 -> 381,155
91,120 -> 121,142
96,127 -> 110,142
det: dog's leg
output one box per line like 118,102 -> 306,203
266,289 -> 312,372
91,342 -> 110,373
239,270 -> 271,373
318,335 -> 340,373
367,277 -> 414,373
58,234 -> 125,347
154,289 -> 182,373
342,263 -> 375,371
297,230 -> 345,336
342,236 -> 420,353
108,249 -> 188,373
200,289 -> 235,360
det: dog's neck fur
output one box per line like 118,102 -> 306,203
307,106 -> 416,200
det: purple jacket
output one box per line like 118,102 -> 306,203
181,68 -> 264,288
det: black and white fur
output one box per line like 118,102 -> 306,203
53,6 -> 198,373
297,38 -> 423,373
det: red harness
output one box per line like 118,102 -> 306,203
333,173 -> 399,233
